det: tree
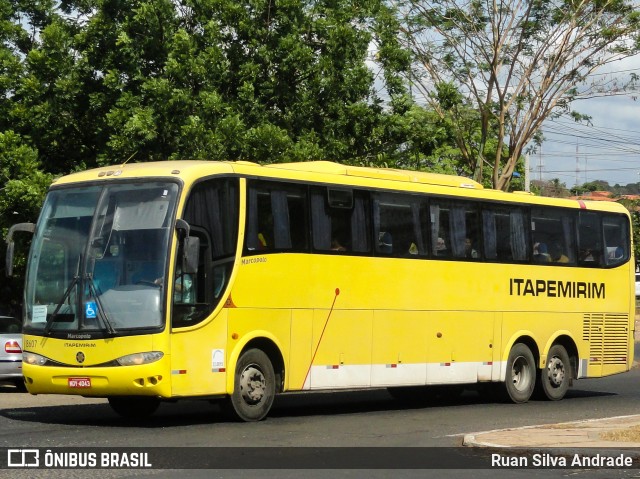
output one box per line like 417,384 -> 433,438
11,0 -> 413,167
0,131 -> 52,313
0,0 -> 419,171
397,0 -> 640,190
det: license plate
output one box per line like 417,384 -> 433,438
68,377 -> 91,388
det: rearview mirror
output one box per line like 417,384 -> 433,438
175,219 -> 199,275
5,223 -> 35,277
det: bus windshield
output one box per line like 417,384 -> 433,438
24,182 -> 179,336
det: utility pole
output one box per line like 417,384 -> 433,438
538,147 -> 543,182
575,140 -> 580,187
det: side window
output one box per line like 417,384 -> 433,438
244,181 -> 308,253
531,208 -> 576,265
603,214 -> 629,267
311,187 -> 370,253
175,178 -> 239,327
372,193 -> 428,257
577,212 -> 602,266
482,205 -> 529,262
431,200 -> 480,259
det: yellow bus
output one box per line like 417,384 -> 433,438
6,160 -> 635,421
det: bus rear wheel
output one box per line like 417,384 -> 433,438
537,344 -> 571,401
108,396 -> 160,418
504,343 -> 535,403
227,348 -> 275,422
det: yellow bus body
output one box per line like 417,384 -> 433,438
20,161 -> 634,413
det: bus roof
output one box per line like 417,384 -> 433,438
53,160 -> 483,189
50,160 -> 629,215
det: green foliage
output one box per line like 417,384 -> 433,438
0,130 -> 53,311
0,0 -> 417,170
0,131 -> 52,229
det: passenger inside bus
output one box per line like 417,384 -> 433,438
435,237 -> 447,256
153,268 -> 194,303
533,242 -> 550,263
330,238 -> 346,252
465,238 -> 478,258
549,242 -> 569,263
173,270 -> 194,303
378,231 -> 393,254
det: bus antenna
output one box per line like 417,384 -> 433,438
121,150 -> 138,167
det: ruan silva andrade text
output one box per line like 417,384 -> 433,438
492,453 -> 633,468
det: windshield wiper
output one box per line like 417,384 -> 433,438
44,275 -> 79,335
85,274 -> 117,335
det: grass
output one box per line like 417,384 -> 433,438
600,425 -> 640,443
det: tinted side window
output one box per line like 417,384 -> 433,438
373,193 -> 428,257
482,205 -> 529,262
311,187 -> 370,253
177,178 -> 239,326
577,212 -> 602,266
430,200 -> 480,259
245,181 -> 308,253
531,208 -> 576,265
602,214 -> 629,267
184,179 -> 238,260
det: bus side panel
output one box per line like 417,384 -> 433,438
169,311 -> 228,397
425,311 -> 494,384
371,310 -> 427,387
308,309 -> 372,389
226,307 -> 291,391
290,309 -> 313,390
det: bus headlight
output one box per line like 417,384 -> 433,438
116,351 -> 164,366
23,352 -> 48,366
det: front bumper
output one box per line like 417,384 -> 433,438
22,357 -> 171,397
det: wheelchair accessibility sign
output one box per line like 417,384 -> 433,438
85,301 -> 97,319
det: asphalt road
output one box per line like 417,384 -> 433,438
1,354 -> 640,479
0,315 -> 636,479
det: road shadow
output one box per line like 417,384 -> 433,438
0,385 -> 617,428
0,382 -> 25,393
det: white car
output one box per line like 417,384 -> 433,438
0,315 -> 23,389
636,273 -> 640,298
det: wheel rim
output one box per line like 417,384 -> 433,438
547,356 -> 565,388
511,355 -> 533,392
239,364 -> 267,405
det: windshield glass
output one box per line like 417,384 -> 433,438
24,182 -> 179,336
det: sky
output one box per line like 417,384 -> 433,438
535,57 -> 640,188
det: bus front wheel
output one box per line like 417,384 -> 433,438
227,348 -> 275,422
504,343 -> 536,403
538,344 -> 571,401
108,396 -> 160,418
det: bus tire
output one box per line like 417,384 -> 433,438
504,343 -> 536,403
538,344 -> 571,401
228,348 -> 275,422
108,396 -> 160,418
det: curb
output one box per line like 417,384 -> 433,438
462,415 -> 640,449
